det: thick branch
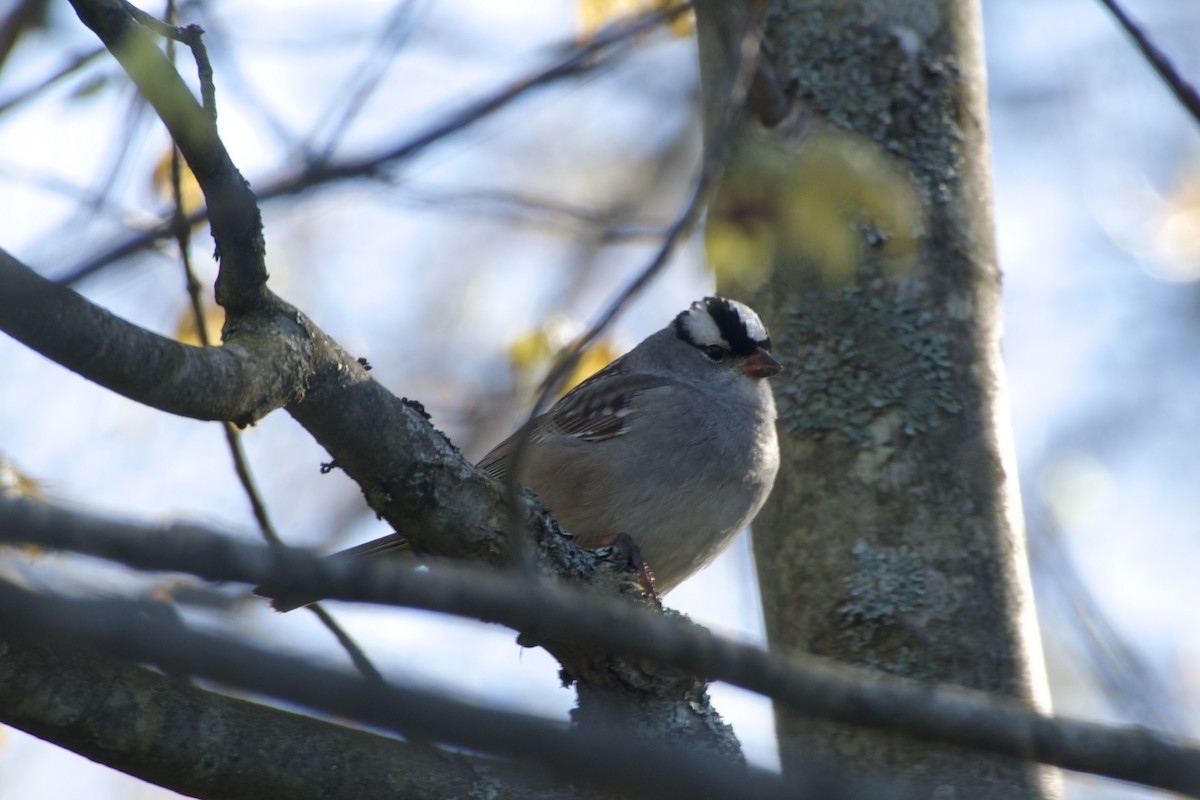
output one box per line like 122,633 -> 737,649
284,355 -> 724,741
0,582 -> 865,800
0,248 -> 303,423
4,495 -> 1200,798
1,181 -> 715,743
283,349 -> 518,565
0,236 -> 738,743
68,0 -> 266,309
0,638 -> 545,800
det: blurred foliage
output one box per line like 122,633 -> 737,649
707,129 -> 923,291
576,0 -> 693,40
0,454 -> 45,499
0,0 -> 51,73
152,147 -> 205,216
174,298 -> 224,347
507,317 -> 621,398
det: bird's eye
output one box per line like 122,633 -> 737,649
703,344 -> 728,362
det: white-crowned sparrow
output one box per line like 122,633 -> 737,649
262,296 -> 780,610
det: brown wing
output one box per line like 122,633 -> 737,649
551,371 -> 674,440
476,366 -> 672,480
336,531 -> 410,558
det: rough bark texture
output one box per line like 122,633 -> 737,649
0,249 -> 301,425
694,1 -> 1056,797
0,638 -> 555,800
9,499 -> 1200,796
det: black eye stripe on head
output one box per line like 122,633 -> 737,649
701,297 -> 769,357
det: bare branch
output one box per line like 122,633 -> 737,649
69,0 -> 264,308
1097,0 -> 1200,129
4,495 -> 1200,797
0,247 -> 303,424
126,1 -> 216,120
0,580 -> 871,800
307,0 -> 421,162
0,638 -> 532,800
167,119 -> 382,684
394,187 -> 669,238
297,3 -> 691,182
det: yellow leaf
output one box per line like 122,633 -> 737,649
507,318 -> 620,398
151,148 -> 205,215
576,0 -> 693,41
705,216 -> 776,294
507,327 -> 555,374
563,339 -> 619,393
708,129 -> 923,288
0,454 -> 46,500
174,299 -> 224,346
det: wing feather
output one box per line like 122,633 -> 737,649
476,365 -> 673,479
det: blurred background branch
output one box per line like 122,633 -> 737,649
4,494 -> 1200,797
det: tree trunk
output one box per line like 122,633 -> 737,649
694,1 -> 1058,796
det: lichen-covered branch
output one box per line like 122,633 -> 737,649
5,495 -> 1200,799
0,579 -> 865,800
0,236 -> 741,755
0,247 -> 302,424
0,638 -> 542,800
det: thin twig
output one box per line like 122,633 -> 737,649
396,187 -> 669,239
309,0 -> 420,164
122,0 -> 216,121
303,603 -> 385,684
0,48 -> 105,118
121,0 -> 188,40
72,0 -> 266,307
1096,0 -> 1200,129
69,90 -> 150,235
0,162 -> 136,221
178,227 -> 383,680
1027,494 -> 1187,733
4,500 -> 1200,797
340,2 -> 692,177
162,0 -> 380,684
217,412 -> 384,683
58,3 -> 692,286
189,26 -> 217,123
